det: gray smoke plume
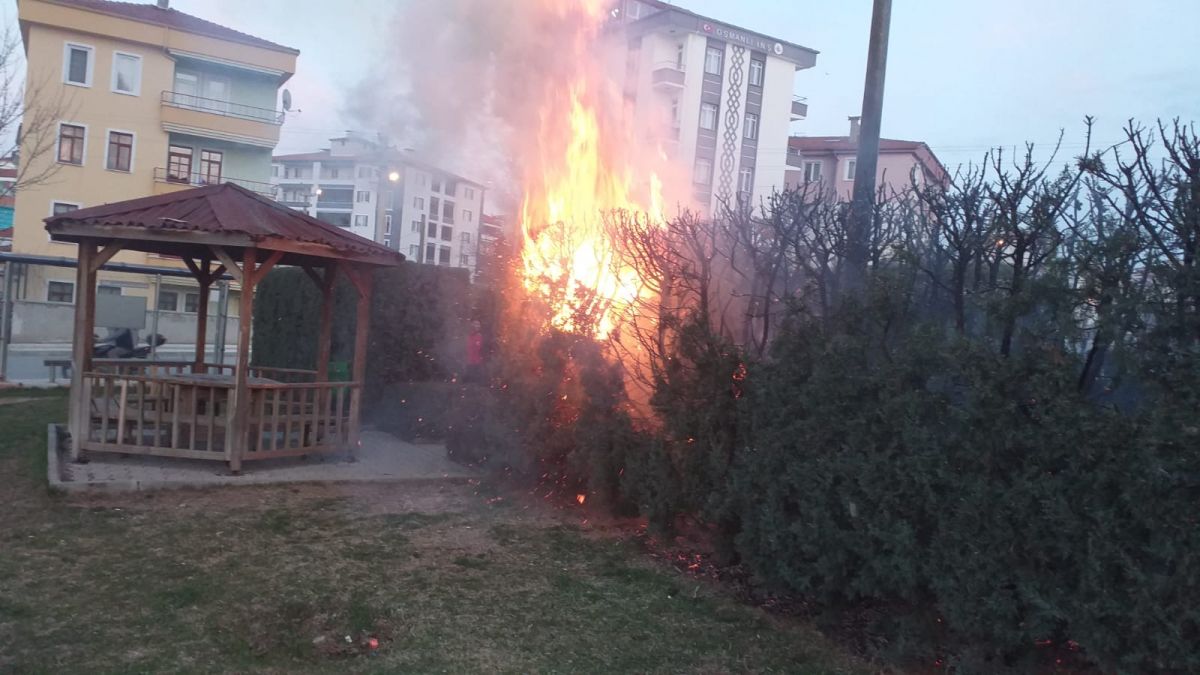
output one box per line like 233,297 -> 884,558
346,0 -> 617,215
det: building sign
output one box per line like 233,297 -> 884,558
701,20 -> 772,53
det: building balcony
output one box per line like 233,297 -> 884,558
278,199 -> 310,208
315,200 -> 352,210
152,167 -> 278,198
651,62 -> 685,89
160,90 -> 284,148
791,96 -> 808,120
786,150 -> 804,168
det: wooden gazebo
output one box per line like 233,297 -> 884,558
46,183 -> 402,473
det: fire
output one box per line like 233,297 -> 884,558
576,493 -> 587,505
518,1 -> 669,338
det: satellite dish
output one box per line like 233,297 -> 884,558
281,89 -> 292,111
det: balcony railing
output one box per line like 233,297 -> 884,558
315,200 -> 353,210
651,62 -> 686,88
153,167 -> 278,198
791,95 -> 809,120
161,90 -> 285,125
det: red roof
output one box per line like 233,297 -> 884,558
789,136 -> 926,153
45,183 -> 401,265
47,0 -> 298,54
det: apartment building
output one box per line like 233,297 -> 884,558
604,0 -> 818,214
785,117 -> 950,199
272,135 -> 487,275
10,0 -> 296,315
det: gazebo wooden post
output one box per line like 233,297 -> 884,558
229,247 -> 257,474
67,240 -> 98,461
345,267 -> 373,455
193,259 -> 211,374
315,263 -> 336,382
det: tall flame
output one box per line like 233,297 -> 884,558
518,1 -> 667,338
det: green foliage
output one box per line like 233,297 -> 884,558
252,262 -> 473,426
730,294 -> 1200,671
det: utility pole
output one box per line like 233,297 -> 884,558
844,0 -> 892,297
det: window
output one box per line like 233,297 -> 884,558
385,214 -> 392,234
173,71 -> 198,100
329,167 -> 340,179
442,201 -> 455,223
47,281 -> 74,304
699,103 -> 718,131
414,197 -> 424,210
431,177 -> 442,192
460,254 -> 470,266
425,242 -> 437,263
704,46 -> 723,75
676,42 -> 685,69
272,165 -> 280,177
463,209 -> 473,223
427,220 -> 438,237
356,190 -> 370,203
63,43 -> 93,86
743,113 -> 759,140
442,180 -> 456,195
184,293 -> 200,313
461,232 -> 473,245
199,149 -> 222,185
411,219 -> 422,232
111,52 -> 141,95
845,159 -> 857,181
167,145 -> 192,182
383,237 -> 391,247
409,244 -> 419,259
464,187 -> 475,200
98,285 -> 122,297
106,131 -> 133,172
354,215 -> 368,228
157,290 -> 178,312
439,246 -> 451,265
803,161 -> 822,182
441,225 -> 452,241
748,59 -> 765,87
694,157 -> 712,185
738,167 -> 754,196
429,197 -> 440,219
52,201 -> 80,217
57,124 -> 86,165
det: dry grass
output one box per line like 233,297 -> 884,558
0,390 -> 866,674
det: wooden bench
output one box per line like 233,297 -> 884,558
44,359 -> 72,382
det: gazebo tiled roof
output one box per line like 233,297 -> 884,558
45,182 -> 403,267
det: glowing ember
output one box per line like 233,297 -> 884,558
576,493 -> 587,505
518,0 -> 671,338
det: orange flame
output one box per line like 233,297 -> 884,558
518,1 -> 670,338
576,493 -> 587,505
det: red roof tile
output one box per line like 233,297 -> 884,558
45,183 -> 401,264
47,0 -> 298,54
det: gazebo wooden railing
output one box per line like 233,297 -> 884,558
78,365 -> 360,462
45,183 -> 402,473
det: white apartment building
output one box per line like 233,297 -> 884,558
605,0 -> 818,214
271,135 -> 486,273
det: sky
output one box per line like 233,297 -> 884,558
5,0 -> 1199,169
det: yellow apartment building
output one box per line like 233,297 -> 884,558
8,0 -> 296,337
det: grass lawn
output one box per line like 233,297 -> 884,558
0,388 -> 866,674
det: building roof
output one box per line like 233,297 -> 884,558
273,148 -> 486,189
45,0 -> 298,54
789,136 -> 950,185
45,183 -> 401,266
628,0 -> 818,65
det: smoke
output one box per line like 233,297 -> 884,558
346,0 -> 624,215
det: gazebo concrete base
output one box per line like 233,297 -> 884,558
47,424 -> 476,493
